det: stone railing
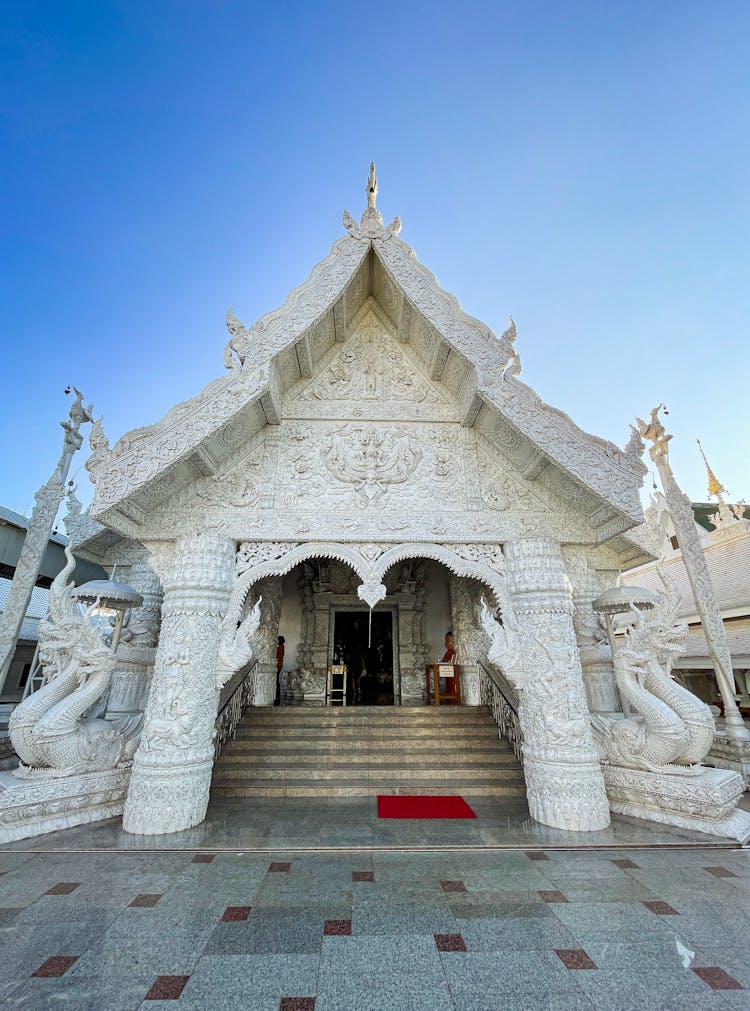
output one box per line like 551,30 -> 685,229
214,661 -> 258,761
478,659 -> 523,764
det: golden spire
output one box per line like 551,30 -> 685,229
697,438 -> 727,501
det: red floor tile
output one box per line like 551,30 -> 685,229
539,890 -> 568,903
556,949 -> 597,970
129,894 -> 162,907
45,882 -> 80,895
222,906 -> 252,921
191,854 -> 215,864
525,851 -> 549,861
435,933 -> 467,952
144,975 -> 191,1000
352,871 -> 374,882
279,999 -> 316,1011
693,967 -> 743,990
611,858 -> 639,869
643,900 -> 679,915
31,956 -> 79,978
323,919 -> 352,935
704,866 -> 737,879
441,880 -> 467,893
269,861 -> 291,872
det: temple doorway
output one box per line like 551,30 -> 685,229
333,610 -> 394,705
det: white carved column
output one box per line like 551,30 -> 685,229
123,531 -> 234,835
505,538 -> 610,831
249,575 -> 282,706
449,575 -> 482,705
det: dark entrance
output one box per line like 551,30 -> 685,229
332,610 -> 394,705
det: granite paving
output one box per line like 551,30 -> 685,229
0,837 -> 748,1009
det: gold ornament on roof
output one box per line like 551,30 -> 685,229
697,438 -> 727,502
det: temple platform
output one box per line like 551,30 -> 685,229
1,794 -> 744,855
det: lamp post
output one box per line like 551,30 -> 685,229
0,390 -> 94,694
637,405 -> 750,743
72,579 -> 144,653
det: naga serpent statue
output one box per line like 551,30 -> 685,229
9,547 -> 143,776
591,578 -> 715,773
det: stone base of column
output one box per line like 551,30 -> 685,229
123,756 -> 213,835
253,663 -> 277,707
459,662 -> 481,705
523,758 -> 611,831
399,668 -> 424,703
705,733 -> 750,787
603,764 -> 750,843
301,667 -> 327,701
0,766 -> 130,844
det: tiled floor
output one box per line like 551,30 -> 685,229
0,844 -> 748,1009
1,791 -> 748,1008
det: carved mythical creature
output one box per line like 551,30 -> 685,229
216,598 -> 262,688
479,599 -> 525,686
9,547 -> 142,776
636,404 -> 672,453
495,317 -> 522,380
9,548 -> 81,766
223,306 -> 249,370
590,581 -> 714,773
86,416 -> 110,476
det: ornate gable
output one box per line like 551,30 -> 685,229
86,166 -> 651,565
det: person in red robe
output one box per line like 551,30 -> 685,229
442,632 -> 457,695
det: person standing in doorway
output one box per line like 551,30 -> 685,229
442,631 -> 457,695
275,635 -> 285,706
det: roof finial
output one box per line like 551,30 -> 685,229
697,438 -> 727,502
366,162 -> 378,210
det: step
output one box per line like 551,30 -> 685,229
217,744 -> 517,760
232,726 -> 501,741
242,710 -> 495,723
217,749 -> 517,766
213,763 -> 525,781
211,780 -> 526,798
245,705 -> 492,716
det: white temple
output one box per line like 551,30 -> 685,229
2,167 -> 748,844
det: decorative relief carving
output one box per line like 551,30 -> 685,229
236,541 -> 300,577
445,544 -> 504,573
321,425 -> 422,506
294,316 -> 444,407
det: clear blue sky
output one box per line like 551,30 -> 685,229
2,1 -> 748,519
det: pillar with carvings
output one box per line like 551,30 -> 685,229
448,575 -> 483,705
123,531 -> 234,835
505,538 -> 610,831
248,575 -> 282,706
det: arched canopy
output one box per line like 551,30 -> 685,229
226,540 -> 511,627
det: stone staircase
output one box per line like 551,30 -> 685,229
211,705 -> 526,798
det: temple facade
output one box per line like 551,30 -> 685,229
3,169 -> 748,845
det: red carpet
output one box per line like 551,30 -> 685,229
377,795 -> 477,819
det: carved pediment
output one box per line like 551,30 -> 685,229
284,311 -> 456,422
